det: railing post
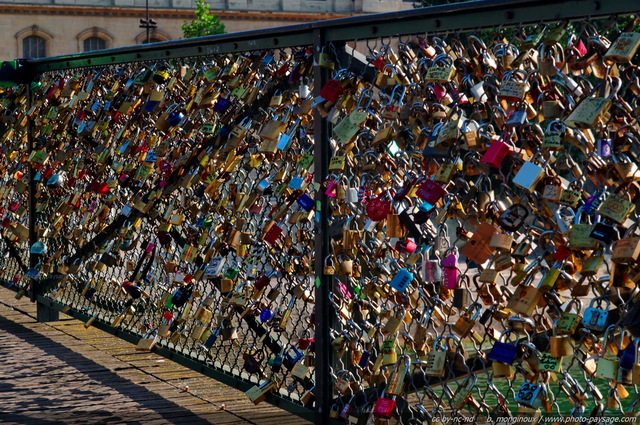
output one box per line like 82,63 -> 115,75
26,78 -> 59,322
27,82 -> 36,303
313,28 -> 333,425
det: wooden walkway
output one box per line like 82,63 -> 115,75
0,287 -> 312,425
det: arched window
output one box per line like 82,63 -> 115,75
135,30 -> 172,45
23,35 -> 46,58
76,28 -> 113,53
83,36 -> 106,52
16,26 -> 52,59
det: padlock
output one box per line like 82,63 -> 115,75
549,320 -> 573,358
245,379 -> 277,405
425,54 -> 456,83
498,69 -> 528,101
378,334 -> 397,366
481,136 -> 513,169
380,85 -> 406,120
515,382 -> 543,409
488,329 -> 520,365
513,152 -> 549,192
422,336 -> 448,377
612,226 -> 640,263
415,178 -> 447,205
453,302 -> 481,338
582,297 -> 610,331
564,77 -> 620,129
595,326 -> 622,381
389,267 -> 413,294
604,30 -> 640,62
442,250 -> 458,290
386,354 -> 410,396
497,203 -> 529,232
555,299 -> 583,334
598,192 -> 635,225
460,221 -> 498,265
372,391 -> 396,420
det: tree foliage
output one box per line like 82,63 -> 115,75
182,0 -> 225,39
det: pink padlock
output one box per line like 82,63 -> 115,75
324,180 -> 338,197
481,139 -> 512,168
443,267 -> 458,290
373,396 -> 396,419
336,281 -> 352,299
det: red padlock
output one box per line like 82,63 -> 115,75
90,180 -> 109,194
481,139 -> 512,168
395,240 -> 417,253
8,201 -> 19,212
42,167 -> 54,180
319,79 -> 343,103
373,395 -> 396,419
264,224 -> 283,245
415,179 -> 447,205
553,245 -> 572,262
366,193 -> 391,221
255,273 -> 271,291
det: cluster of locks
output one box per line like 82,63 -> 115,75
319,19 -> 640,423
0,49 -> 319,404
0,13 -> 640,425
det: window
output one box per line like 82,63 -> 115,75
135,30 -> 171,45
22,35 -> 46,58
16,26 -> 52,59
77,28 -> 112,53
83,37 -> 106,52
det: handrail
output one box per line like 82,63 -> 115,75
26,0 -> 640,73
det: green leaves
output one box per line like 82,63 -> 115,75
181,0 -> 225,39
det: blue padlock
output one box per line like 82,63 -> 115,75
259,308 -> 273,323
214,97 -> 232,113
488,329 -> 520,365
144,100 -> 159,113
296,194 -> 315,212
390,268 -> 413,294
167,111 -> 184,127
582,297 -> 610,331
285,346 -> 303,364
514,382 -> 543,408
202,328 -> 220,350
619,338 -> 637,370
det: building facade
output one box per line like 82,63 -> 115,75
0,0 -> 414,60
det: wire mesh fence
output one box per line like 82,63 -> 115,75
1,1 -> 640,424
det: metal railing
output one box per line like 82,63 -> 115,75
0,0 -> 639,424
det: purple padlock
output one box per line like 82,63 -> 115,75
442,253 -> 458,290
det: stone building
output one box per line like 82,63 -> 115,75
0,0 -> 413,60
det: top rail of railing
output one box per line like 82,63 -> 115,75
23,0 -> 640,73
